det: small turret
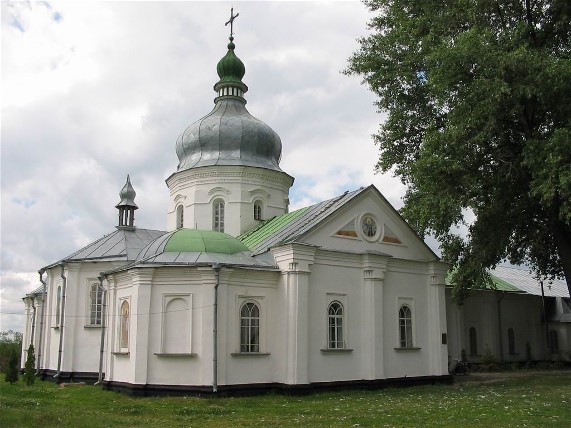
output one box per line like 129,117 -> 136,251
116,175 -> 138,229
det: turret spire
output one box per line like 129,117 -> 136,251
214,8 -> 248,103
116,175 -> 138,229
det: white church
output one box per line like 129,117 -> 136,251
21,23 -> 570,395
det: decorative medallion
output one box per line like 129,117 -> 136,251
361,215 -> 377,238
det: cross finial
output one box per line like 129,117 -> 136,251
225,7 -> 239,39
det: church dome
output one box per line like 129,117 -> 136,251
175,38 -> 283,173
136,228 -> 249,262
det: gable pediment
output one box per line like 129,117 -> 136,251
300,186 -> 436,261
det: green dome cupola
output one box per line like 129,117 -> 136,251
213,36 -> 248,102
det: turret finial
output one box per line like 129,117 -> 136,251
225,7 -> 239,41
116,175 -> 138,229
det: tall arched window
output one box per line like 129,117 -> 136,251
176,205 -> 184,229
213,199 -> 225,232
549,330 -> 559,353
120,300 -> 130,350
55,285 -> 62,326
254,201 -> 262,221
469,327 -> 478,356
399,305 -> 413,348
508,328 -> 516,355
328,301 -> 344,349
240,302 -> 260,353
89,283 -> 103,326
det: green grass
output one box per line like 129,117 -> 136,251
1,371 -> 570,427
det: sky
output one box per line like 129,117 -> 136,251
1,0 -> 413,333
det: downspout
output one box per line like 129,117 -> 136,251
54,264 -> 67,379
36,270 -> 47,375
30,298 -> 36,346
496,292 -> 505,362
540,279 -> 550,358
95,274 -> 107,386
212,263 -> 221,393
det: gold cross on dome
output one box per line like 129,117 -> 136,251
225,7 -> 239,38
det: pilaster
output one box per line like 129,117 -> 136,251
427,262 -> 449,375
62,263 -> 81,373
271,243 -> 317,385
360,252 -> 389,380
129,268 -> 155,385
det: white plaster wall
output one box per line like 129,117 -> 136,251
381,264 -> 432,378
449,290 -> 547,363
166,166 -> 293,235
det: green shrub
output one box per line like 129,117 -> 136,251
4,349 -> 19,385
24,344 -> 36,386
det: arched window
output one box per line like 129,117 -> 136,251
254,201 -> 262,221
213,199 -> 225,232
469,327 -> 478,356
120,300 -> 130,349
508,328 -> 516,355
89,283 -> 103,326
328,301 -> 344,349
176,205 -> 184,229
55,285 -> 62,326
399,305 -> 413,348
549,330 -> 559,353
240,302 -> 260,353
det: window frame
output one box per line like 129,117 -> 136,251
507,327 -> 516,355
88,282 -> 103,326
239,301 -> 260,353
176,204 -> 184,229
55,284 -> 62,327
213,199 -> 225,232
549,330 -> 559,354
398,304 -> 413,348
253,201 -> 263,221
327,301 -> 345,349
469,326 -> 478,356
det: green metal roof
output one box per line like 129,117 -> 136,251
164,229 -> 249,254
490,274 -> 527,292
238,206 -> 311,250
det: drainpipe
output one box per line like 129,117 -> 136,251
540,279 -> 550,358
36,270 -> 47,375
95,274 -> 108,386
30,298 -> 36,346
212,263 -> 221,393
496,292 -> 505,362
54,264 -> 67,379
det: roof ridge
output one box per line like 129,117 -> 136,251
281,190 -> 352,243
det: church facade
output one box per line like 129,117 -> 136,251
20,28 -> 569,395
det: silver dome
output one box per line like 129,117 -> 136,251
175,98 -> 283,172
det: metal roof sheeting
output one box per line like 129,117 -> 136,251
490,266 -> 569,298
43,228 -> 167,269
238,188 -> 366,255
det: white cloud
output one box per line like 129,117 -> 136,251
1,1 -> 415,332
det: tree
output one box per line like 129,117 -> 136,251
5,349 -> 19,385
0,330 -> 22,373
24,344 -> 36,386
347,0 -> 571,302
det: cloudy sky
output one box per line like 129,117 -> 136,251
1,1 -> 413,332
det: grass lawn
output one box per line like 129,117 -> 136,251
1,370 -> 570,427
